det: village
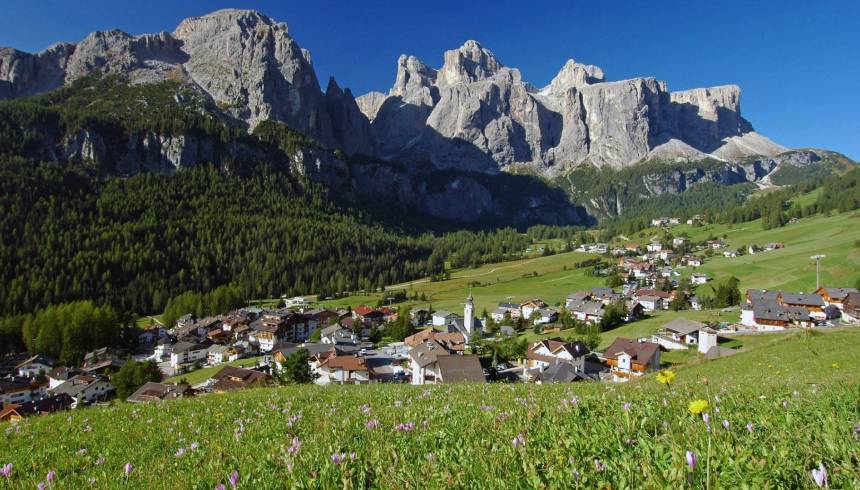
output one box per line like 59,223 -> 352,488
2,224 -> 858,423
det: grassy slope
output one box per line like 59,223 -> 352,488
1,329 -> 857,488
317,250 -> 604,315
163,357 -> 264,385
634,210 -> 860,291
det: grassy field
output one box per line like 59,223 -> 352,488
1,328 -> 858,488
164,356 -> 264,385
629,210 -> 860,292
317,250 -> 604,318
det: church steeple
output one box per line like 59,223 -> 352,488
463,290 -> 476,341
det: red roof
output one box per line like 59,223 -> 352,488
353,306 -> 374,316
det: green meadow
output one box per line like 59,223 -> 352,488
1,328 -> 858,488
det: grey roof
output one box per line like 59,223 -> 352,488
408,340 -> 450,368
779,293 -> 824,307
432,310 -> 454,318
539,362 -> 591,383
820,288 -> 858,300
747,289 -> 779,302
320,324 -> 344,338
171,341 -> 209,353
663,318 -> 706,335
567,299 -> 605,316
127,382 -> 190,403
436,355 -> 485,383
52,375 -> 109,397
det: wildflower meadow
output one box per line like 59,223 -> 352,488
1,329 -> 859,488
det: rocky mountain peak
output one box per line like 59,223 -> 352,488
173,9 -> 282,40
437,40 -> 503,87
543,59 -> 605,95
391,54 -> 437,99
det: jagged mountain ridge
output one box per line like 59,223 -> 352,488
1,7 -> 853,226
357,40 -> 787,174
0,9 -> 374,157
3,8 -> 787,177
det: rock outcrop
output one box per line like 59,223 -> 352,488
361,41 -> 787,174
0,8 -> 794,176
0,9 -> 373,156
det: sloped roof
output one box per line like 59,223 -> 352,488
779,292 -> 824,307
603,338 -> 659,365
436,355 -> 485,383
409,340 -> 450,368
663,318 -> 706,335
538,362 -> 591,383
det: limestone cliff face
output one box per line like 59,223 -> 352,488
361,41 -> 787,174
0,9 -> 373,157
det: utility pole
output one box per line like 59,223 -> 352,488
810,254 -> 826,290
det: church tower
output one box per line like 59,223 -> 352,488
464,291 -> 475,339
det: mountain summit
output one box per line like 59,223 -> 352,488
358,42 -> 785,173
0,9 -> 790,176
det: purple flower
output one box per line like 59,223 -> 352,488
288,414 -> 301,427
572,469 -> 580,480
746,422 -> 755,433
331,453 -> 346,465
622,402 -> 631,411
76,448 -> 87,456
229,470 -> 239,489
811,463 -> 828,487
38,483 -> 46,490
594,459 -> 605,472
124,463 -> 133,478
215,485 -> 225,490
190,442 -> 199,451
722,420 -> 730,430
360,404 -> 371,414
46,470 -> 56,482
175,447 -> 186,458
365,419 -> 379,430
395,421 -> 415,432
0,463 -> 11,477
854,424 -> 860,436
686,451 -> 697,471
95,457 -> 105,466
702,412 -> 710,426
512,433 -> 525,448
287,437 -> 301,456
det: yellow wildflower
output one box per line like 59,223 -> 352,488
688,399 -> 709,415
655,370 -> 676,385
831,363 -> 840,369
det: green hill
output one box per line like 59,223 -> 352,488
1,328 -> 857,488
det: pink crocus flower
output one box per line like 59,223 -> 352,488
229,470 -> 239,489
0,463 -> 11,477
811,463 -> 828,487
331,453 -> 346,465
124,463 -> 133,480
215,485 -> 225,490
594,459 -> 605,472
365,419 -> 379,430
622,402 -> 631,411
746,422 -> 755,433
686,451 -> 697,471
46,470 -> 56,482
722,420 -> 730,430
287,437 -> 301,456
512,433 -> 525,448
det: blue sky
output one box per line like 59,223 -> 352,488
2,0 -> 859,159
